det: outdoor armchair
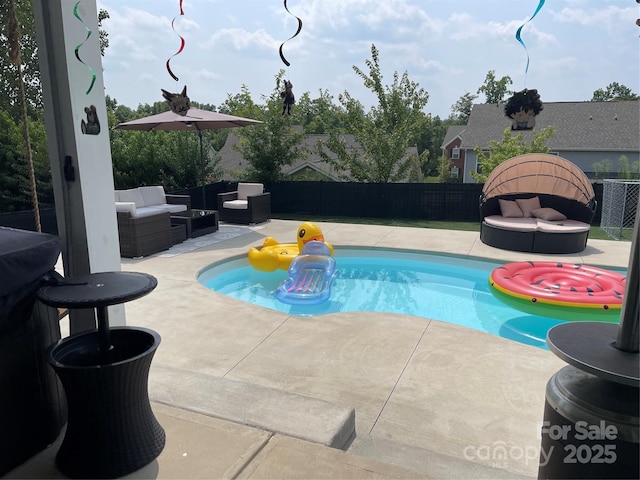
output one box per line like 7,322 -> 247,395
217,183 -> 271,225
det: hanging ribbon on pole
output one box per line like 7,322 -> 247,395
166,0 -> 186,81
279,0 -> 302,67
73,1 -> 97,94
515,0 -> 545,76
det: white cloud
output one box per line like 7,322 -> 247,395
96,0 -> 639,118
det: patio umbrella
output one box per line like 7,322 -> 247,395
115,108 -> 262,207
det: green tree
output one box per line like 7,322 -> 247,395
617,155 -> 640,179
0,0 -> 42,120
477,70 -> 513,104
592,159 -> 611,180
317,44 -> 429,183
591,82 -> 639,101
232,71 -> 307,183
295,89 -> 347,134
449,92 -> 477,124
470,126 -> 555,182
98,8 -> 109,56
0,2 -> 110,121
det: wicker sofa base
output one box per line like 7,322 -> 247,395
480,222 -> 589,254
117,211 -> 174,258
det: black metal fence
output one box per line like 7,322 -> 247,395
1,181 -> 604,234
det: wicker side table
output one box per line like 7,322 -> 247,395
37,272 -> 165,478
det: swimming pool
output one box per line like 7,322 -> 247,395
198,247 -> 622,350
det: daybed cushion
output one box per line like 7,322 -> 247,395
515,196 -> 541,217
498,199 -> 524,218
531,207 -> 567,221
535,219 -> 590,234
237,183 -> 263,200
483,215 -> 538,232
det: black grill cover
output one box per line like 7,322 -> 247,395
0,227 -> 61,319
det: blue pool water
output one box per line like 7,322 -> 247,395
198,248 -> 621,349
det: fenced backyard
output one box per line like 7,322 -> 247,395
1,181 -> 606,235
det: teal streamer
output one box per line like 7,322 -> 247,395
73,1 -> 96,95
515,0 -> 545,74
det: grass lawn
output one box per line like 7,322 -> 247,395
273,214 -> 620,241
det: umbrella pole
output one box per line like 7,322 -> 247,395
198,130 -> 205,209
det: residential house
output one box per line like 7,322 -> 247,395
216,129 -> 420,182
441,100 -> 640,183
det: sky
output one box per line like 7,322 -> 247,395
97,0 -> 640,118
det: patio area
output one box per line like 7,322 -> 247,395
7,220 -> 632,479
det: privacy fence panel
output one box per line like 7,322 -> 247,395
267,182 -> 486,221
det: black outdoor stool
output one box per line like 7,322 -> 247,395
37,271 -> 165,479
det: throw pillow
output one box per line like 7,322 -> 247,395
516,196 -> 541,217
532,207 -> 567,221
498,199 -> 524,218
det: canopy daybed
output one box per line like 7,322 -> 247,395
479,153 -> 597,254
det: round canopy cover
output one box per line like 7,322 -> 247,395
482,153 -> 595,205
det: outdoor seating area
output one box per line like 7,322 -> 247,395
115,186 -> 192,257
479,153 -> 597,253
217,182 -> 271,224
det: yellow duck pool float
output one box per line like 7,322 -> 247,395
248,222 -> 334,271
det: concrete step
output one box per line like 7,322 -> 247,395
149,364 -> 355,449
348,434 -> 534,480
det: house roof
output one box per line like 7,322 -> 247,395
217,131 -> 418,182
441,125 -> 465,149
459,100 -> 640,152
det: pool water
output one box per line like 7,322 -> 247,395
198,248 -> 622,350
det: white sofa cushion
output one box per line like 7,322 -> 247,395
237,183 -> 263,200
139,186 -> 166,206
484,215 -> 538,232
133,206 -> 169,218
115,202 -> 137,217
118,188 -> 146,208
116,186 -> 188,217
223,199 -> 248,210
158,203 -> 188,214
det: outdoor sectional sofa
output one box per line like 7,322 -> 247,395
114,186 -> 191,257
479,154 -> 597,254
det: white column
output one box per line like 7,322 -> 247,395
33,0 -> 125,330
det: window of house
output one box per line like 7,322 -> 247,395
451,147 -> 460,159
450,166 -> 459,178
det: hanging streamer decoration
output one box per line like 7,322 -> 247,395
515,0 -> 545,75
279,0 -> 303,67
166,0 -> 186,81
73,1 -> 96,95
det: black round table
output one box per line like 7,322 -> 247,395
38,271 -> 157,355
37,271 -> 165,478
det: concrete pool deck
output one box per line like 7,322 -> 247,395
7,220 -> 632,479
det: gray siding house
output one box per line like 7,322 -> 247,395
441,100 -> 640,183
